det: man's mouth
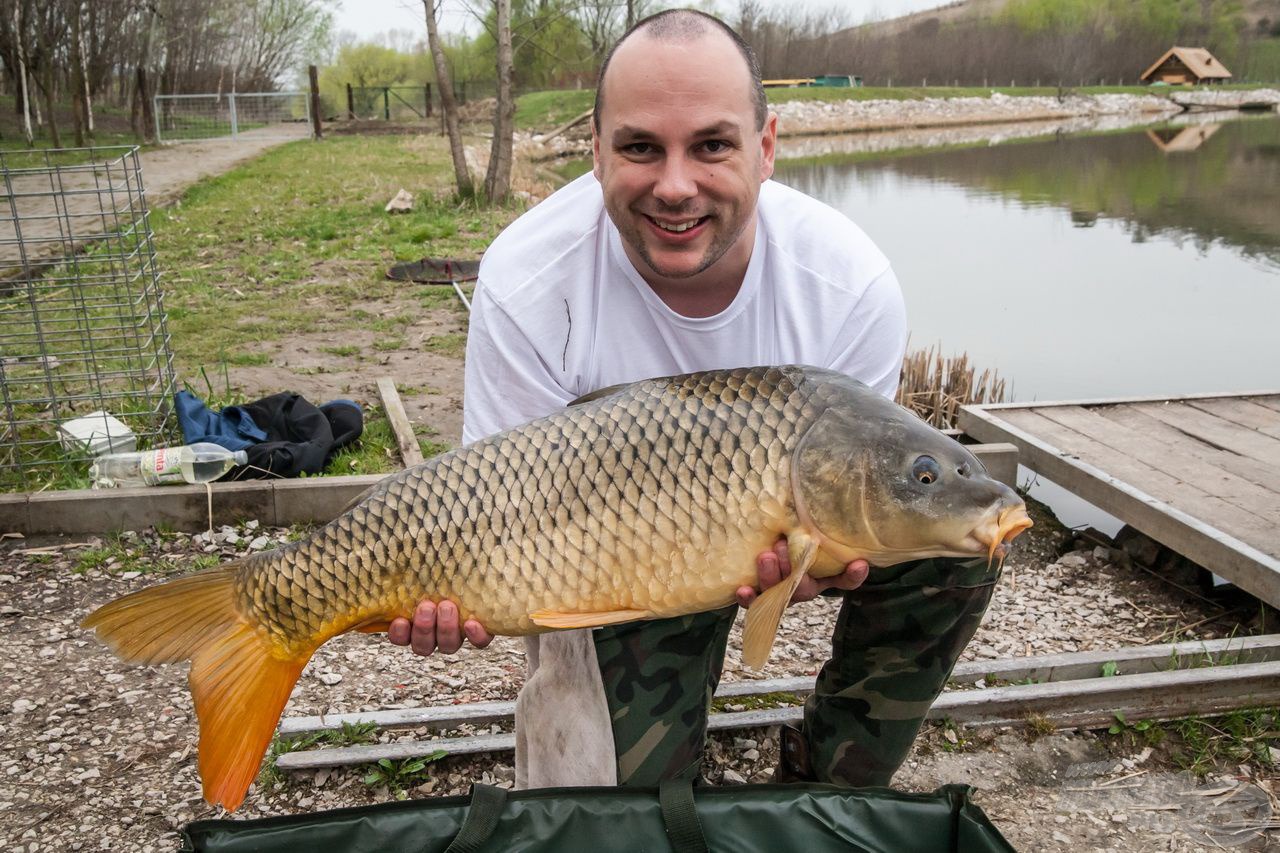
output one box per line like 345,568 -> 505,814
646,215 -> 709,237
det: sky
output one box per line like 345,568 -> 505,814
331,0 -> 954,43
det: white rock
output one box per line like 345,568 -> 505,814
385,189 -> 414,214
249,537 -> 270,551
12,699 -> 34,714
721,769 -> 746,784
317,672 -> 343,686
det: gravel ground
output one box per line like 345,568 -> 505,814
1,498 -> 1274,852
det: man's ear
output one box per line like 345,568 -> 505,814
592,123 -> 603,181
759,112 -> 778,182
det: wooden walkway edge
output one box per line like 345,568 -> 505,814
958,391 -> 1280,608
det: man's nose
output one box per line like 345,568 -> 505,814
652,153 -> 697,206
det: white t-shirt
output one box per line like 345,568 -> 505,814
462,172 -> 907,444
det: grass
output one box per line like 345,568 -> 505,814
152,134 -> 521,375
70,535 -> 178,575
423,333 -> 466,359
259,721 -> 380,788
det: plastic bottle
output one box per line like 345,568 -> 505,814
89,442 -> 249,488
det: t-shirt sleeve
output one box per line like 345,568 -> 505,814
462,283 -> 574,445
824,266 -> 908,400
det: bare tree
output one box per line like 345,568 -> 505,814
10,1 -> 34,146
422,0 -> 474,197
484,0 -> 515,202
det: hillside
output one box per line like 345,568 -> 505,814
849,0 -> 1279,39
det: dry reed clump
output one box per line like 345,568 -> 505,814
896,346 -> 1006,429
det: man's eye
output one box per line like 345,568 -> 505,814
702,140 -> 730,154
623,142 -> 653,155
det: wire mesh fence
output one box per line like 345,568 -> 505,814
154,92 -> 313,142
348,86 -> 432,121
0,146 -> 177,490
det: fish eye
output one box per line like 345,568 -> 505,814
912,456 -> 941,485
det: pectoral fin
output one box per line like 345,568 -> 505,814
530,608 -> 651,629
741,532 -> 818,670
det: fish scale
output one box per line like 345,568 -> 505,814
234,367 -> 809,652
82,364 -> 1033,811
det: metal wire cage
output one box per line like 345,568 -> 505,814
0,146 -> 177,489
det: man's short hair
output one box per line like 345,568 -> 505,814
592,10 -> 768,133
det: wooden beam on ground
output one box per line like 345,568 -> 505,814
274,637 -> 1280,770
279,635 -> 1280,736
276,658 -> 1280,770
376,377 -> 423,468
536,109 -> 592,143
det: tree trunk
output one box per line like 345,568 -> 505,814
422,0 -> 473,197
70,2 -> 87,146
13,2 -> 34,147
484,0 -> 515,202
77,1 -> 94,136
36,39 -> 61,148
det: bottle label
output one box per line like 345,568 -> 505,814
143,448 -> 185,484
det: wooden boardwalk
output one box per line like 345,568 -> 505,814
959,392 -> 1280,607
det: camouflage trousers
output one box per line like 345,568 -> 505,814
593,557 -> 1000,787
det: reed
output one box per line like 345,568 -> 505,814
896,345 -> 1006,430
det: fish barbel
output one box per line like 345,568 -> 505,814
82,365 -> 1032,810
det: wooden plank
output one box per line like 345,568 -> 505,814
957,404 -> 1280,605
1186,397 -> 1280,440
1035,406 -> 1280,526
1250,395 -> 1280,415
275,660 -> 1280,769
971,390 -> 1280,412
1134,401 -> 1280,465
937,660 -> 1280,728
278,636 -> 1280,736
998,409 -> 1275,539
376,377 -> 424,468
1089,405 -> 1280,497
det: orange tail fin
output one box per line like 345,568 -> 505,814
81,566 -> 311,811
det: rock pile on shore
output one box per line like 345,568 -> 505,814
771,91 -> 1184,136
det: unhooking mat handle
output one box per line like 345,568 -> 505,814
442,784 -> 508,853
659,779 -> 710,853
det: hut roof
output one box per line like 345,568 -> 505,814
1141,47 -> 1233,81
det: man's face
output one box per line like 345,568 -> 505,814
592,32 -> 777,286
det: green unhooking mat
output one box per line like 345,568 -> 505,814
181,780 -> 1016,852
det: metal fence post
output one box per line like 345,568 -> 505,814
346,83 -> 355,120
229,93 -> 238,138
152,94 -> 162,143
383,88 -> 390,121
425,83 -> 432,116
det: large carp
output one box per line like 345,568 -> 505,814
83,365 -> 1031,810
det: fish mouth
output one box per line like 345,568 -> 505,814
966,503 -> 1034,566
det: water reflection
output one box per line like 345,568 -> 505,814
773,113 -> 1280,402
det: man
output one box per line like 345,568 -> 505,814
388,10 -> 1000,788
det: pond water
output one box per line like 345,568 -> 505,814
772,112 -> 1280,532
773,112 -> 1280,402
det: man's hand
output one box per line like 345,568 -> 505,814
387,600 -> 494,656
736,538 -> 869,608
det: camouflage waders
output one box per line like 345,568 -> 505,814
593,557 -> 1001,787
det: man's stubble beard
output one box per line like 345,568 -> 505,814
611,201 -> 750,283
